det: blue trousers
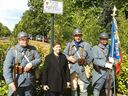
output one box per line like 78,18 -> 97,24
93,75 -> 113,96
11,85 -> 36,96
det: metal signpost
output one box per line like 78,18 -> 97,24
43,0 -> 63,53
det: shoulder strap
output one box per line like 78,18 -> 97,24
79,47 -> 84,57
13,46 -> 19,66
67,42 -> 71,56
29,47 -> 34,60
78,41 -> 87,58
73,46 -> 81,58
22,47 -> 34,62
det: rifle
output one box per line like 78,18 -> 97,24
13,46 -> 18,96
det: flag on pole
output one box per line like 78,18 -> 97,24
109,17 -> 122,75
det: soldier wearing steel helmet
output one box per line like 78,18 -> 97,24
3,31 -> 41,96
64,28 -> 92,96
92,32 -> 114,96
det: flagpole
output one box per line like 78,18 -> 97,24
111,5 -> 117,96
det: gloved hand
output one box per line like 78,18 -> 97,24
43,85 -> 49,91
78,58 -> 86,65
109,57 -> 114,64
105,63 -> 113,69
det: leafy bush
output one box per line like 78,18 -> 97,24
115,10 -> 128,95
0,41 -> 9,96
116,54 -> 128,95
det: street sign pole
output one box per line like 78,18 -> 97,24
50,13 -> 54,53
50,0 -> 55,53
43,0 -> 63,53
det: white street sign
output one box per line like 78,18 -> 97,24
43,0 -> 63,15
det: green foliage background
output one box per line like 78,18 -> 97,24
0,0 -> 128,95
0,23 -> 11,37
0,41 -> 9,95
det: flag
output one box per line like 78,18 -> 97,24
109,17 -> 122,75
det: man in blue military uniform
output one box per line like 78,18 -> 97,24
3,31 -> 41,96
92,32 -> 114,96
64,28 -> 92,96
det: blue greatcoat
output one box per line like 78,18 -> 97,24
3,44 -> 41,96
92,44 -> 111,86
64,41 -> 92,83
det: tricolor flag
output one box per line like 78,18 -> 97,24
109,17 -> 122,75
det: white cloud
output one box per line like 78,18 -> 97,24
0,0 -> 29,31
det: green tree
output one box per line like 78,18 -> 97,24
13,0 -> 50,36
0,22 -> 11,37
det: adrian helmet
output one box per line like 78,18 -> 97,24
72,28 -> 82,36
17,31 -> 28,39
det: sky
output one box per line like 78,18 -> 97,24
0,0 -> 29,31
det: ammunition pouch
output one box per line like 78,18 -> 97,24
77,58 -> 87,65
93,64 -> 101,73
14,65 -> 24,74
93,64 -> 108,73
